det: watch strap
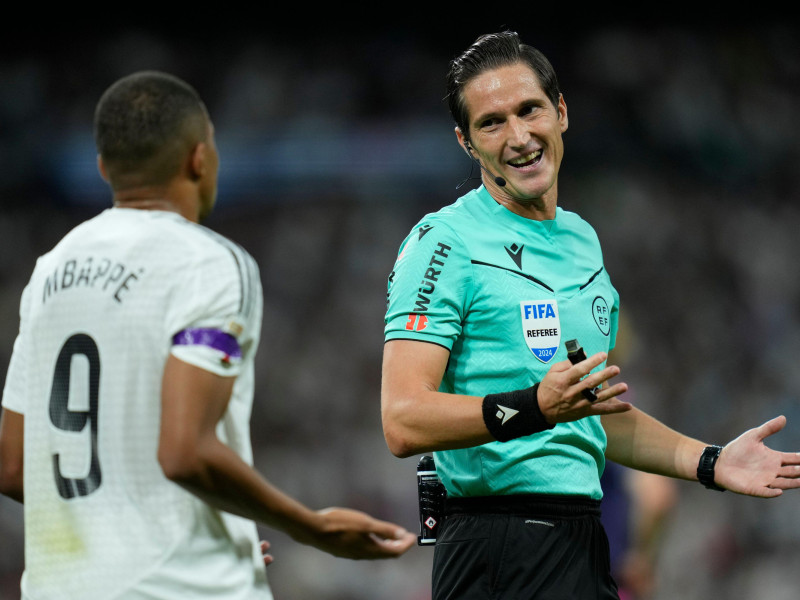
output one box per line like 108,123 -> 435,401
697,445 -> 725,492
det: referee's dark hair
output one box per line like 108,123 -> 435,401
445,31 -> 561,143
94,71 -> 210,191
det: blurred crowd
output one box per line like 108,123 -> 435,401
1,22 -> 799,599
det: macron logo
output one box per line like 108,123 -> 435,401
496,405 -> 519,425
505,243 -> 524,269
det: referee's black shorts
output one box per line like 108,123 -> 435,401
432,494 -> 619,600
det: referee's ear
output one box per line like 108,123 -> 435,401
455,126 -> 470,156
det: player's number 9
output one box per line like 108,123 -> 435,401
49,333 -> 102,499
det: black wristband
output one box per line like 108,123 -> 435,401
482,383 -> 554,442
697,445 -> 726,492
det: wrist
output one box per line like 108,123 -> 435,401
281,505 -> 328,545
696,445 -> 726,492
482,383 -> 555,442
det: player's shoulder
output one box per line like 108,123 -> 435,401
157,215 -> 261,298
39,208 -> 258,280
177,218 -> 256,265
114,208 -> 256,263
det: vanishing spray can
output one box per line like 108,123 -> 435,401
417,455 -> 446,546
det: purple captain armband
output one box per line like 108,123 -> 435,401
172,328 -> 242,362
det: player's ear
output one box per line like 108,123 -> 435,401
97,155 -> 110,183
189,142 -> 208,181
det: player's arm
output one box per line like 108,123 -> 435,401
0,285 -> 30,504
602,408 -> 800,497
157,355 -> 414,559
381,339 -> 631,458
0,408 -> 24,503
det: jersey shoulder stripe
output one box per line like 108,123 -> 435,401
174,219 -> 260,322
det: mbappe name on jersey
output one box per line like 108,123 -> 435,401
42,256 -> 143,305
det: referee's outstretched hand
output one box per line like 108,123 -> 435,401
537,351 -> 632,425
302,507 -> 416,560
714,416 -> 800,497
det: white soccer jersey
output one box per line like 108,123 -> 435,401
2,208 -> 272,599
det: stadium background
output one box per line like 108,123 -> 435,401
1,18 -> 799,599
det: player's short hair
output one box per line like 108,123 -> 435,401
94,71 -> 209,190
445,31 -> 561,142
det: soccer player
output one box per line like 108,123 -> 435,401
381,31 -> 800,599
0,70 -> 414,600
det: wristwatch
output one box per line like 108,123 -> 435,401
697,445 -> 726,492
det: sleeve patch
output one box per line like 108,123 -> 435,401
172,328 -> 242,365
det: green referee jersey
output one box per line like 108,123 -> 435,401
385,186 -> 619,500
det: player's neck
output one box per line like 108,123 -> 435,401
112,182 -> 200,223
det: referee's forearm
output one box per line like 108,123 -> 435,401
382,389 -> 493,457
602,408 -> 706,481
381,338 -> 495,457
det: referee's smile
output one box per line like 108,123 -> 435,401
456,60 -> 569,219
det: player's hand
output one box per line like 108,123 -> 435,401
537,352 -> 630,425
307,507 -> 415,560
260,540 -> 274,566
714,416 -> 800,497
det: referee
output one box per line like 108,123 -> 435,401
381,31 -> 800,599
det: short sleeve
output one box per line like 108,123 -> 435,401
384,220 -> 472,350
2,282 -> 34,414
608,282 -> 620,351
166,242 -> 262,378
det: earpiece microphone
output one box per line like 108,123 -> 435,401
475,160 -> 507,187
465,143 -> 506,187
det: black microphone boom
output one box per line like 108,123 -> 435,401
464,144 -> 506,187
474,159 -> 506,187
459,143 -> 507,189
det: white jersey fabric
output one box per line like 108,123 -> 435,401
2,207 -> 272,599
